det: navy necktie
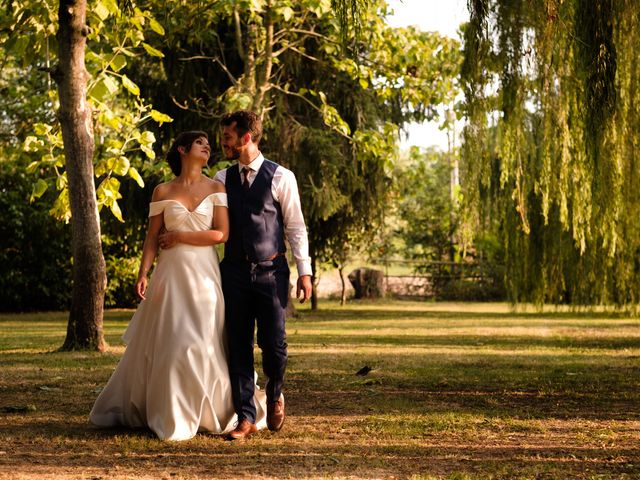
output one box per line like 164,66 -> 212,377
242,167 -> 251,191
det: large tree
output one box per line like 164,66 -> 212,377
2,0 -> 170,347
461,0 -> 640,305
55,0 -> 106,350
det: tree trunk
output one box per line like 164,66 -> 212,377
285,275 -> 298,319
348,268 -> 385,299
447,107 -> 459,262
339,265 -> 347,306
252,1 -> 274,115
310,251 -> 318,310
56,0 -> 107,351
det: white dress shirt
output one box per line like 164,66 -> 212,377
214,153 -> 312,277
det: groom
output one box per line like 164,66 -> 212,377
215,110 -> 313,440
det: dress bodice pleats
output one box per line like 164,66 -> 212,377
148,193 -> 228,232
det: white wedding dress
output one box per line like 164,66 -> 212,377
90,192 -> 267,440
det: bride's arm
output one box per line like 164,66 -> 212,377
135,186 -> 166,300
158,182 -> 229,248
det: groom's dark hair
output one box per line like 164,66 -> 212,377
166,131 -> 209,176
221,110 -> 262,145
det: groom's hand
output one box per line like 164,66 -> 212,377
297,275 -> 312,303
158,231 -> 180,249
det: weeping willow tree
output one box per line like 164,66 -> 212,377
461,0 -> 640,305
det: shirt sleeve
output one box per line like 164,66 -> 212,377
213,168 -> 227,185
273,167 -> 312,277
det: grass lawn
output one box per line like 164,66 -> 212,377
0,301 -> 639,479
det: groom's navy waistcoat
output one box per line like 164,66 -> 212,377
224,159 -> 286,263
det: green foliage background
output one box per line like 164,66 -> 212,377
461,0 -> 640,306
0,0 -> 462,310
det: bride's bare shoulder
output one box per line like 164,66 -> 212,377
151,182 -> 173,202
203,176 -> 226,194
211,181 -> 226,194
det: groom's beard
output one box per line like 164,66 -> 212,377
224,142 -> 242,160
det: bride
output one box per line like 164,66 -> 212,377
90,131 -> 267,440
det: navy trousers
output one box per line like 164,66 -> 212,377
220,255 -> 290,423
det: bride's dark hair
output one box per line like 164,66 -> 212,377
166,131 -> 209,176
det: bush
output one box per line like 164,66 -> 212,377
0,164 -> 72,311
105,255 -> 140,308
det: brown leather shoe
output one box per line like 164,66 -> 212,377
227,419 -> 258,440
267,395 -> 285,432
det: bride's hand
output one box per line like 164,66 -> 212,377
158,231 -> 180,249
135,276 -> 148,300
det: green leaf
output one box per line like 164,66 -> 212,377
34,123 -> 52,135
103,75 -> 119,93
54,155 -> 66,168
95,159 -> 108,177
110,200 -> 124,222
281,6 -> 294,21
118,47 -> 136,57
94,1 -> 111,21
26,161 -> 39,174
99,110 -> 122,130
148,17 -> 165,35
89,76 -> 118,101
359,78 -> 369,89
24,136 -> 44,152
140,144 -> 156,160
106,147 -> 124,157
140,131 -> 156,145
56,174 -> 67,190
113,156 -> 130,176
121,75 -> 140,96
128,166 -> 145,188
97,177 -> 122,202
85,51 -> 104,65
150,109 -> 173,125
50,189 -> 71,223
102,0 -> 119,15
142,42 -> 164,58
110,54 -> 127,72
30,179 -> 48,202
89,81 -> 110,102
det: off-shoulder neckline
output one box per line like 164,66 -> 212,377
150,192 -> 225,213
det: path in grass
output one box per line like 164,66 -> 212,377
0,301 -> 639,479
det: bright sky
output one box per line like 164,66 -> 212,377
385,0 -> 469,150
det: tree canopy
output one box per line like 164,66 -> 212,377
1,0 -> 462,318
461,0 -> 640,305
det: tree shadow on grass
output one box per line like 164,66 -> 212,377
290,332 -> 640,350
297,307 -> 638,323
0,417 -> 638,479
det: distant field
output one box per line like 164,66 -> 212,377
0,301 -> 639,479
